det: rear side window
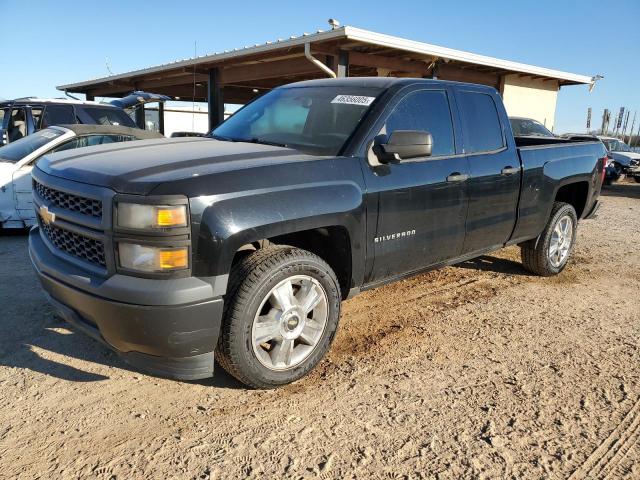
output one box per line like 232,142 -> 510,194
42,105 -> 76,128
457,91 -> 504,154
51,134 -> 137,153
81,107 -> 137,127
381,90 -> 455,156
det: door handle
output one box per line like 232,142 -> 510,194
446,172 -> 469,182
501,166 -> 520,175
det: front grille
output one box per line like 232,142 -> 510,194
33,180 -> 102,219
40,220 -> 106,267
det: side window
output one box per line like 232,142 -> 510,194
86,135 -> 106,146
51,138 -> 81,153
381,90 -> 455,157
457,92 -> 504,154
84,134 -> 131,146
100,134 -> 133,143
31,107 -> 43,130
41,105 -> 76,128
8,108 -> 27,142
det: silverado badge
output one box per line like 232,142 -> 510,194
39,205 -> 56,225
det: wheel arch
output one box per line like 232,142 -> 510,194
553,181 -> 590,218
192,183 -> 365,299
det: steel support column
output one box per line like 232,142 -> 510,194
135,104 -> 146,129
337,50 -> 349,77
208,68 -> 224,131
158,102 -> 165,135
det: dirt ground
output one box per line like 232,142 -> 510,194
1,182 -> 639,480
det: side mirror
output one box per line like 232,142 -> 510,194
375,130 -> 433,163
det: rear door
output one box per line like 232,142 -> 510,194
364,86 -> 470,283
454,87 -> 521,253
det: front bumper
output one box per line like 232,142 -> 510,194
29,227 -> 224,380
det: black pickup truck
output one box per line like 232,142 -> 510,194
29,78 -> 606,388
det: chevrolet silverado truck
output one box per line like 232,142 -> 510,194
29,78 -> 606,388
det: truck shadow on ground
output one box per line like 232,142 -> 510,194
1,316 -> 244,389
455,254 -> 530,276
601,182 -> 640,199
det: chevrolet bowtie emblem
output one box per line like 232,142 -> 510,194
39,205 -> 56,225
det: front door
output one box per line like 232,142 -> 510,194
364,87 -> 470,283
454,88 -> 521,253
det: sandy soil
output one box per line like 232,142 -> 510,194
1,182 -> 639,479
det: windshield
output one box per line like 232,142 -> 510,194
604,139 -> 631,152
82,106 -> 137,128
211,86 -> 383,156
510,118 -> 554,137
0,128 -> 65,163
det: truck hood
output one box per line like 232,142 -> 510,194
36,137 -> 322,195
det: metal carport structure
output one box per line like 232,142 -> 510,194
57,26 -> 595,132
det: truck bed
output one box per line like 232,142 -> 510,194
511,139 -> 606,243
514,136 -> 595,148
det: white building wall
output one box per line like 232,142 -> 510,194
501,74 -> 559,131
145,104 -> 237,137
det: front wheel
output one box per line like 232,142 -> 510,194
520,202 -> 578,276
634,176 -> 640,184
216,246 -> 341,389
613,162 -> 626,181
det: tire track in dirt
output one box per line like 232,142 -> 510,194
327,247 -> 527,361
568,396 -> 640,480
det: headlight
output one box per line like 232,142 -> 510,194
117,203 -> 187,229
118,243 -> 189,272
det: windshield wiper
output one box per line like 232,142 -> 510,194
209,134 -> 237,142
209,135 -> 288,148
242,137 -> 289,148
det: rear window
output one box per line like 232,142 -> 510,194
80,106 -> 137,127
0,128 -> 64,163
457,91 -> 504,154
510,118 -> 554,137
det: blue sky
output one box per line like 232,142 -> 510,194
2,0 -> 638,134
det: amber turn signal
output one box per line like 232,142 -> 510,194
156,206 -> 187,227
159,248 -> 189,269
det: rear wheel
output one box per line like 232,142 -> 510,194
521,202 -> 578,276
216,246 -> 341,389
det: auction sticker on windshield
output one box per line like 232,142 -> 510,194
331,95 -> 376,106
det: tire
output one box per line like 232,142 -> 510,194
613,163 -> 626,181
634,176 -> 640,184
216,246 -> 341,389
520,202 -> 578,276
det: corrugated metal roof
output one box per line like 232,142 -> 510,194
57,26 -> 593,91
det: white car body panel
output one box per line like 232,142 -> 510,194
0,128 -> 74,229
